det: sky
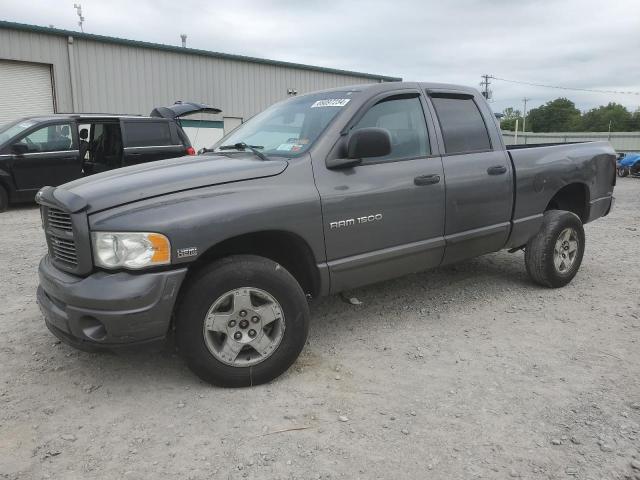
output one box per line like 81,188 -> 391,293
2,0 -> 639,114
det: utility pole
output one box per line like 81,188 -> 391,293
73,4 -> 85,32
522,97 -> 530,132
480,74 -> 492,100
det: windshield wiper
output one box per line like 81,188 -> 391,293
219,142 -> 269,161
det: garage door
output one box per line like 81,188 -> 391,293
0,60 -> 55,126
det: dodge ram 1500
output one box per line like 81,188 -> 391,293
36,82 -> 616,387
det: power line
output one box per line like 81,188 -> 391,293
489,76 -> 640,96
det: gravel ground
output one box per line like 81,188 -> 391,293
1,178 -> 639,480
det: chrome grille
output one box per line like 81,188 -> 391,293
47,208 -> 73,231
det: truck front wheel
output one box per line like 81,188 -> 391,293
524,210 -> 585,288
176,255 -> 310,387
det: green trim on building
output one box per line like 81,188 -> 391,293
0,21 -> 402,82
180,119 -> 224,129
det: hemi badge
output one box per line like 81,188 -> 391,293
177,247 -> 198,259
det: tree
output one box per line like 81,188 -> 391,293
633,109 -> 640,131
527,98 -> 581,132
581,103 -> 633,132
500,107 -> 523,131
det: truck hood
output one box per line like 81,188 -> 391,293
49,154 -> 288,213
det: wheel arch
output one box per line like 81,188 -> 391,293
181,230 -> 321,299
545,182 -> 590,222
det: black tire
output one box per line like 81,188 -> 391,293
0,185 -> 8,212
524,210 -> 585,288
176,255 -> 309,387
618,167 -> 629,178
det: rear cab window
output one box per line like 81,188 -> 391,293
430,94 -> 491,154
123,120 -> 174,147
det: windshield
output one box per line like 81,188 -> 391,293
213,91 -> 357,157
0,119 -> 38,144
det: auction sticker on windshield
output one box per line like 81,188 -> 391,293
276,143 -> 298,151
311,99 -> 351,108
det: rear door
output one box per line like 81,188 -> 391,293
317,90 -> 446,292
121,119 -> 186,165
10,121 -> 80,194
426,91 -> 513,264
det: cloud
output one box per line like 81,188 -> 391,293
2,0 -> 639,112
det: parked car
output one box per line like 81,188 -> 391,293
616,152 -> 640,177
35,82 -> 616,387
0,102 -> 220,211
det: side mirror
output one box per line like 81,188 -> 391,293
11,143 -> 29,155
348,127 -> 391,160
326,127 -> 392,170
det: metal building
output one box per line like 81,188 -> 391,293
0,21 -> 400,149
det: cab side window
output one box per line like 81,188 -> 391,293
18,123 -> 75,153
430,95 -> 491,154
352,95 -> 430,162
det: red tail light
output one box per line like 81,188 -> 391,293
186,146 -> 196,156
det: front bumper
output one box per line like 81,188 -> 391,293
37,255 -> 187,349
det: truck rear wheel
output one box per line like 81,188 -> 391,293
524,210 -> 585,288
0,185 -> 8,212
176,255 -> 309,387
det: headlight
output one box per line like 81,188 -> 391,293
91,232 -> 171,269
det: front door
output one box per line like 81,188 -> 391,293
428,93 -> 513,264
11,122 -> 80,195
317,92 -> 446,292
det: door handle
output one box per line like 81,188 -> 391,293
414,174 -> 441,186
487,165 -> 507,175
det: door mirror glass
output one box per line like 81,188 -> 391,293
347,127 -> 391,159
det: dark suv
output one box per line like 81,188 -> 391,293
0,102 -> 220,211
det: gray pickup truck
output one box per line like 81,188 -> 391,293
36,82 -> 616,387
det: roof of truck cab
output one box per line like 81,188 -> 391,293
294,81 -> 481,96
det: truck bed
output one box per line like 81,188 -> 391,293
506,141 -> 587,150
505,140 -> 616,248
